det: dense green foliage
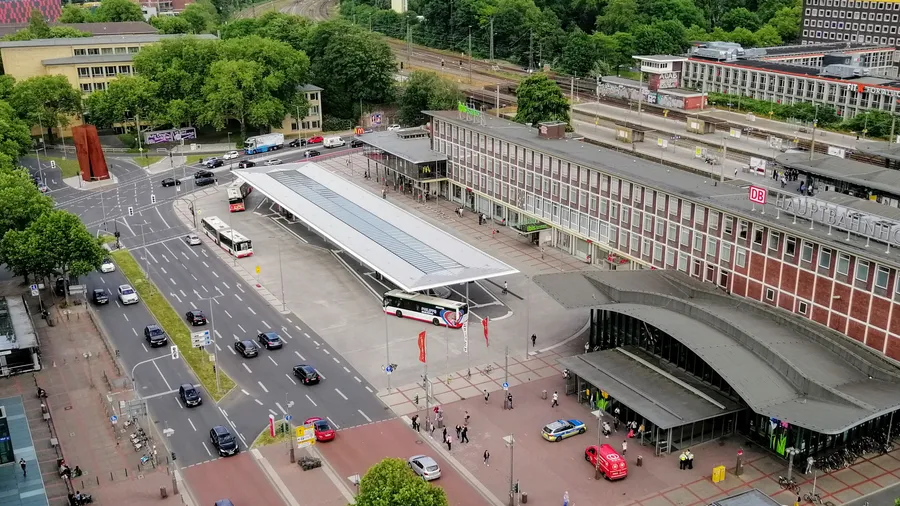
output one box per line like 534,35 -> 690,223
397,71 -> 460,126
3,9 -> 91,40
355,458 -> 449,506
515,73 -> 570,125
338,0 -> 802,75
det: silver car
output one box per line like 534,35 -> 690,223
407,455 -> 441,481
184,234 -> 202,246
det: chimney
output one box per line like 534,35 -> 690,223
537,121 -> 566,140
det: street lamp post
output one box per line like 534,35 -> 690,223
197,295 -> 225,395
504,434 -> 515,506
785,447 -> 799,481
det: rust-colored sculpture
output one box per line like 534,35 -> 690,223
72,125 -> 109,182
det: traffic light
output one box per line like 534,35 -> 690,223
171,452 -> 176,461
150,194 -> 156,204
513,482 -> 519,493
171,345 -> 179,360
127,206 -> 134,217
114,231 -> 120,238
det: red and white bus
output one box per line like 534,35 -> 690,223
200,216 -> 253,258
227,182 -> 253,212
382,290 -> 468,328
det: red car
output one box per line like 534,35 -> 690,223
305,417 -> 335,442
585,444 -> 627,480
307,136 -> 324,144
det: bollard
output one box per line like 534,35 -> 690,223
637,456 -> 643,467
160,487 -> 168,499
521,492 -> 527,504
541,390 -> 547,400
110,471 -> 114,481
125,468 -> 128,477
290,447 -> 295,464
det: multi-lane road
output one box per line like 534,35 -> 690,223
21,144 -> 391,469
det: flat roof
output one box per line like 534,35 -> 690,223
535,270 -> 900,434
689,57 -> 900,88
776,152 -> 900,195
857,141 -> 900,161
762,42 -> 890,57
427,110 -> 900,267
636,55 -> 688,62
559,348 -> 743,430
233,163 -> 516,291
355,130 -> 447,165
0,297 -> 38,352
43,54 -> 135,65
0,33 -> 217,48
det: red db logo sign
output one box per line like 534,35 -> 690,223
748,186 -> 767,205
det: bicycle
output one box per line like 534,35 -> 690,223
778,476 -> 800,493
482,364 -> 494,375
804,492 -> 823,504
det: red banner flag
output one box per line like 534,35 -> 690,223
417,331 -> 427,363
482,318 -> 489,347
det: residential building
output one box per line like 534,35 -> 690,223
0,21 -> 158,38
0,0 -> 60,24
801,0 -> 900,45
273,84 -> 324,137
425,109 -> 900,361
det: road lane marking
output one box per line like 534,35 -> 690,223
188,418 -> 197,431
120,217 -> 136,236
202,261 -> 209,268
305,395 -> 317,407
365,386 -> 373,393
214,330 -> 223,339
141,343 -> 148,352
242,363 -> 252,373
286,374 -> 296,385
145,249 -> 159,264
235,294 -> 243,302
237,284 -> 244,293
170,278 -> 177,286
202,285 -> 209,292
222,282 -> 230,289
258,381 -> 269,393
228,346 -> 236,355
171,292 -> 182,303
238,324 -> 246,333
281,328 -> 294,339
343,366 -> 350,373
261,320 -> 271,329
214,342 -> 221,351
123,314 -> 129,322
354,376 -> 361,383
358,410 -> 372,423
326,417 -> 340,429
215,286 -> 224,295
334,389 -> 348,400
304,333 -> 311,339
332,357 -> 339,364
179,289 -> 187,298
247,307 -> 256,315
275,402 -> 286,415
268,409 -> 278,417
201,442 -> 212,456
191,274 -> 198,281
268,356 -> 278,366
212,271 -> 219,278
255,399 -> 264,405
213,297 -> 219,305
140,388 -> 178,400
101,277 -> 106,284
295,326 -> 303,332
286,318 -> 292,323
224,310 -> 233,318
161,267 -> 167,274
313,340 -> 320,346
317,372 -> 326,380
323,349 -> 331,355
132,328 -> 138,336
241,389 -> 250,396
294,351 -> 305,360
233,334 -> 240,341
155,207 -> 171,228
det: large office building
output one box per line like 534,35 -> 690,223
801,0 -> 900,45
0,0 -> 59,24
424,110 -> 900,361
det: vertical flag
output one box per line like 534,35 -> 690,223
462,322 -> 469,353
417,331 -> 427,363
482,317 -> 489,347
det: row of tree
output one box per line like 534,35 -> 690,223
57,0 -> 221,35
337,0 -> 801,77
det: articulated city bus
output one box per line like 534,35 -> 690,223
200,216 -> 253,257
382,290 -> 468,328
227,182 -> 253,212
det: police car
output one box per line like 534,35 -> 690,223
541,419 -> 586,442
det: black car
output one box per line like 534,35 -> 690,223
288,138 -> 306,147
306,150 -> 321,158
234,340 -> 259,358
257,332 -> 283,350
185,309 -> 207,326
54,277 -> 68,296
92,288 -> 109,305
161,177 -> 181,187
179,384 -> 202,407
350,139 -> 364,148
195,176 -> 217,187
144,324 -> 168,347
194,169 -> 215,179
209,426 -> 238,456
292,364 -> 320,385
238,160 -> 256,168
205,159 -> 224,168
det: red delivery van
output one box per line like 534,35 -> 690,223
584,444 -> 628,480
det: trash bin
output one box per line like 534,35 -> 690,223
521,492 -> 527,503
160,487 -> 168,499
637,456 -> 643,467
541,390 -> 547,400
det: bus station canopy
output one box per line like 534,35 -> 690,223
233,162 -> 518,292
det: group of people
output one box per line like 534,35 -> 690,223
678,449 -> 696,470
67,491 -> 92,505
58,459 -> 82,479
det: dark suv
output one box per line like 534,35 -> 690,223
292,364 -> 320,385
195,176 -> 216,187
185,309 -> 207,326
209,426 -> 238,456
257,332 -> 283,350
194,169 -> 215,179
179,384 -> 202,407
234,340 -> 258,358
144,324 -> 168,347
92,288 -> 109,305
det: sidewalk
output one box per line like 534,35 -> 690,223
254,444 -> 353,506
0,299 -> 185,506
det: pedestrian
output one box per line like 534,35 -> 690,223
805,456 -> 814,474
679,451 -> 687,470
551,391 -> 559,408
382,188 -> 386,199
456,424 -> 462,440
603,421 -> 611,438
531,334 -> 537,348
614,418 -> 620,431
484,389 -> 490,404
461,426 -> 469,443
502,281 -> 508,294
734,168 -> 738,178
464,411 -> 470,425
622,440 -> 627,455
687,450 -> 694,469
780,175 -> 786,188
563,490 -> 570,506
507,392 -> 513,409
411,414 -> 419,431
484,449 -> 491,466
19,458 -> 26,477
614,407 -> 620,421
442,426 -> 447,443
430,420 -> 436,435
446,434 -> 452,451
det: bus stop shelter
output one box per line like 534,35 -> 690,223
232,162 -> 518,292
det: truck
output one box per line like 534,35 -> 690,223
244,133 -> 284,155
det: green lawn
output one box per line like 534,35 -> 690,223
251,420 -> 291,447
134,155 -> 163,168
44,156 -> 82,179
109,249 -> 236,401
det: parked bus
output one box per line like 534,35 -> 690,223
227,182 -> 253,212
200,216 -> 254,258
382,290 -> 468,328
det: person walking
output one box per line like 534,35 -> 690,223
531,334 -> 537,348
442,426 -> 448,443
507,392 -> 513,409
19,458 -> 26,477
464,411 -> 470,425
456,424 -> 462,440
686,450 -> 694,469
483,389 -> 490,404
411,414 -> 419,431
461,426 -> 469,443
446,434 -> 452,451
563,490 -> 570,506
483,449 -> 490,466
551,391 -> 559,408
622,440 -> 627,456
430,420 -> 436,435
502,281 -> 508,294
603,421 -> 611,438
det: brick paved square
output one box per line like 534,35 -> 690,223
391,402 -> 418,415
535,366 -> 561,378
852,481 -> 883,496
664,487 -> 700,505
453,385 -> 482,400
506,363 -> 530,375
832,468 -> 867,486
874,473 -> 900,487
640,495 -> 675,506
813,475 -> 848,494
851,461 -> 888,479
747,476 -> 782,496
469,374 -> 494,386
379,392 -> 408,406
430,381 -> 451,395
686,479 -> 721,500
832,487 -> 863,504
769,489 -> 797,505
749,456 -> 784,475
871,454 -> 900,471
434,391 -> 462,404
735,463 -> 764,482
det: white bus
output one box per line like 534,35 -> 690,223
200,216 -> 254,258
227,182 -> 252,212
383,290 -> 468,328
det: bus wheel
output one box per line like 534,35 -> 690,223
395,311 -> 403,318
432,318 -> 440,326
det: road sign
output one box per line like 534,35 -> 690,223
285,414 -> 292,422
748,186 -> 768,205
385,365 -> 393,374
255,266 -> 261,274
502,382 -> 509,390
110,415 -> 118,424
150,194 -> 157,204
163,428 -> 175,437
296,424 -> 316,448
30,284 -> 38,296
191,330 -> 211,348
171,345 -> 179,359
128,206 -> 134,217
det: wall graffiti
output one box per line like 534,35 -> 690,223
657,94 -> 685,110
143,128 -> 198,145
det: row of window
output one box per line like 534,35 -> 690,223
73,46 -> 140,56
805,18 -> 900,34
807,0 -> 900,8
80,82 -> 107,93
803,30 -> 897,44
76,65 -> 133,79
806,8 -> 900,21
290,120 -> 321,130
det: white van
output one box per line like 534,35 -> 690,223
323,136 -> 345,148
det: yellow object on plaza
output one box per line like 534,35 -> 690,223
712,465 -> 726,483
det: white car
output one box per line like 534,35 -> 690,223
387,124 -> 401,131
264,159 -> 282,166
223,151 -> 239,160
407,455 -> 441,481
99,258 -> 115,273
118,284 -> 139,305
185,234 -> 202,246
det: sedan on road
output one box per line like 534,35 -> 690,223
161,177 -> 181,187
179,384 -> 202,407
38,182 -> 50,193
304,417 -> 335,442
209,426 -> 239,457
257,332 -> 283,350
408,455 -> 441,481
118,284 -> 139,305
205,159 -> 224,168
184,234 -> 202,246
263,159 -> 282,166
305,150 -> 321,158
307,136 -> 324,144
541,419 -> 586,442
144,324 -> 168,347
195,176 -> 217,187
292,364 -> 320,385
100,258 -> 115,273
387,124 -> 401,132
194,169 -> 215,179
92,289 -> 109,305
350,139 -> 364,148
234,340 -> 259,358
288,138 -> 306,147
223,151 -> 240,160
185,309 -> 207,326
237,160 -> 256,168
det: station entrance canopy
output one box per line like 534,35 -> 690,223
233,163 -> 518,292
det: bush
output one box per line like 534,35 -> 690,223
117,133 -> 137,149
322,116 -> 354,132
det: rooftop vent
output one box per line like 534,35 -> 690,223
537,121 -> 567,140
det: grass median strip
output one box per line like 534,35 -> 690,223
109,248 -> 236,401
252,420 -> 291,448
44,156 -> 82,179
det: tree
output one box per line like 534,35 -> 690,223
10,75 -> 82,143
0,75 -> 16,101
632,21 -> 687,55
638,0 -> 705,28
150,15 -> 192,34
609,31 -> 636,75
842,110 -> 895,139
221,12 -> 311,51
58,4 -> 92,23
596,0 -> 638,35
181,1 -> 218,33
220,36 -> 310,103
754,24 -> 783,46
0,101 -> 32,161
83,76 -> 160,130
398,71 -> 459,126
728,26 -> 758,47
0,168 -> 53,241
559,28 -> 597,76
27,9 -> 52,39
514,73 -> 569,126
721,7 -> 761,31
769,5 -> 801,41
94,0 -> 145,22
199,59 -> 283,138
355,458 -> 448,506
